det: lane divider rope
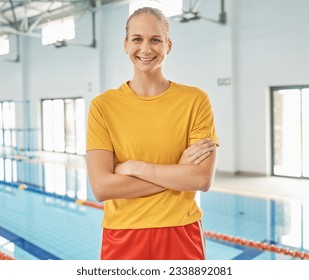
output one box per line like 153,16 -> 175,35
16,183 -> 105,210
0,251 -> 15,260
75,199 -> 104,210
204,230 -> 309,260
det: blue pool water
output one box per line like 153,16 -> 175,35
1,181 -> 308,260
202,191 -> 309,260
0,184 -> 103,260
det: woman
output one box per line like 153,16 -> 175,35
86,7 -> 219,260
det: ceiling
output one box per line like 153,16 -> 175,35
0,0 -> 226,39
0,0 -> 128,37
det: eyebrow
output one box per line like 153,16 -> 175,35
130,34 -> 163,38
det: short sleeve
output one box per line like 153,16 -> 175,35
189,94 -> 219,146
86,99 -> 114,151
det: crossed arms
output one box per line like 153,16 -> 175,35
87,138 -> 217,202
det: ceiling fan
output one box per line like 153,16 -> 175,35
173,0 -> 226,24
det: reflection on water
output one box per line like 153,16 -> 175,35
0,156 -> 308,259
0,185 -> 102,260
0,157 -> 88,200
201,191 -> 309,253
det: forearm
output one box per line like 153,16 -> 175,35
133,162 -> 210,192
90,173 -> 166,202
87,150 -> 166,202
116,149 -> 217,192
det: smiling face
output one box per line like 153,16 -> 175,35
124,13 -> 172,75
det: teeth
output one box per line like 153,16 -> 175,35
138,57 -> 154,61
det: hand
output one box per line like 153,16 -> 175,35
114,160 -> 137,176
179,138 -> 216,165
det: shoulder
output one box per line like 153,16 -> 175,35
172,82 -> 209,101
91,83 -> 127,105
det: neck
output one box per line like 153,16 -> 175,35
129,71 -> 170,97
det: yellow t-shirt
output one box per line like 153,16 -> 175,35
87,81 -> 219,229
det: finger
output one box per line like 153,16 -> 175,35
199,140 -> 216,149
191,150 -> 206,163
188,139 -> 214,152
193,144 -> 215,160
189,143 -> 215,158
202,143 -> 216,152
192,138 -> 211,147
194,152 -> 211,165
183,145 -> 200,157
195,143 -> 216,155
188,153 -> 200,163
184,139 -> 214,158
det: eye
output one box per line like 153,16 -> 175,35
132,37 -> 142,42
151,38 -> 161,43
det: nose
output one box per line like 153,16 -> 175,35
141,41 -> 151,55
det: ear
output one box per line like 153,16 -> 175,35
124,39 -> 128,54
167,38 -> 172,54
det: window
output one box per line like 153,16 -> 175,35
0,101 -> 16,147
271,86 -> 309,178
0,100 -> 35,152
41,98 -> 85,155
129,0 -> 183,17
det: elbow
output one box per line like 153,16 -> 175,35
93,192 -> 106,203
90,182 -> 111,202
92,188 -> 107,202
198,180 -> 212,192
194,165 -> 215,192
195,173 -> 213,192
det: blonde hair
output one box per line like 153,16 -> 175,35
125,7 -> 170,40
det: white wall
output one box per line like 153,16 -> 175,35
0,0 -> 309,175
0,35 -> 23,100
0,61 -> 23,103
0,12 -> 100,149
98,4 -> 131,90
236,0 -> 309,174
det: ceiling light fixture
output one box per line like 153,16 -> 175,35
41,16 -> 75,46
0,35 -> 10,56
129,0 -> 183,18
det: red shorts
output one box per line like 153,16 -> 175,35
101,221 -> 206,260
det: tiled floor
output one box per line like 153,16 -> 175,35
213,172 -> 309,200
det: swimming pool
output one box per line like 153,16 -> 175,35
1,178 -> 308,260
0,183 -> 103,260
201,191 -> 309,260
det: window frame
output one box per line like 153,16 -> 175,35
40,97 -> 85,155
270,85 -> 309,179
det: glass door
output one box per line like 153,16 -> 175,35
302,89 -> 309,177
271,87 -> 309,178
